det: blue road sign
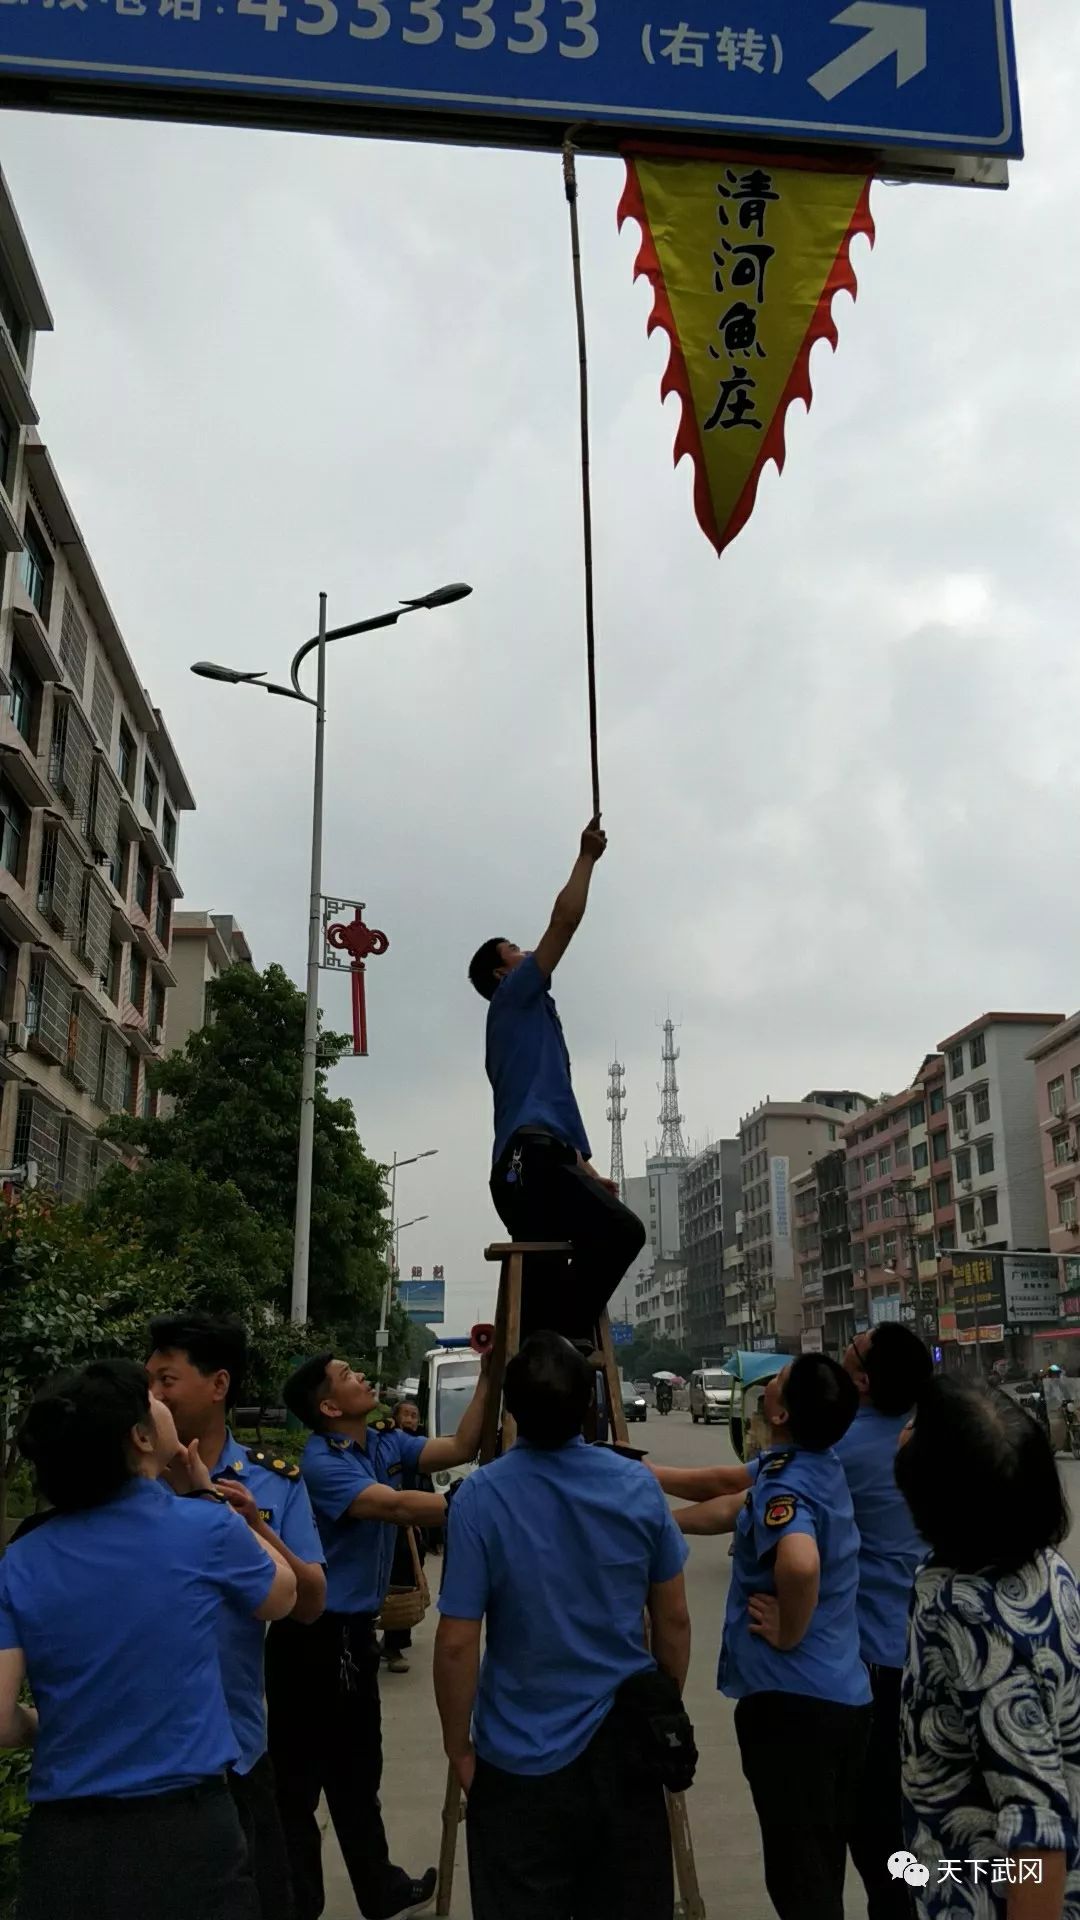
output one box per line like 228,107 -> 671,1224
611,1321 -> 634,1347
0,1 -> 1021,161
397,1278 -> 446,1324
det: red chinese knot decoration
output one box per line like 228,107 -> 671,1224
326,909 -> 389,1057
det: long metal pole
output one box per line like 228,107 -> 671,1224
290,591 -> 327,1325
374,1155 -> 398,1391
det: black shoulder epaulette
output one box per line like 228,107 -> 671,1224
760,1447 -> 796,1476
247,1447 -> 301,1481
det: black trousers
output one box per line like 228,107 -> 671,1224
229,1750 -> 296,1920
266,1612 -> 417,1920
18,1775 -> 259,1920
848,1665 -> 914,1920
490,1135 -> 647,1342
466,1707 -> 672,1920
736,1692 -> 870,1920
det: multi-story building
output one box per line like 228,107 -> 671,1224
846,1080 -> 942,1338
938,1013 -> 1061,1257
1028,1012 -> 1080,1293
739,1098 -> 857,1351
631,1257 -> 688,1348
681,1138 -> 741,1361
167,912 -> 252,1061
625,1154 -> 686,1264
0,174 -> 193,1196
794,1148 -> 853,1357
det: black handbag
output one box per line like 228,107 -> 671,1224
614,1667 -> 699,1794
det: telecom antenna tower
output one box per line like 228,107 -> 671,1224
607,1059 -> 627,1199
656,1019 -> 688,1161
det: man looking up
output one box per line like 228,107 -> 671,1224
435,1331 -> 691,1920
839,1324 -> 932,1920
272,1353 -> 489,1920
468,822 -> 645,1340
146,1311 -> 326,1920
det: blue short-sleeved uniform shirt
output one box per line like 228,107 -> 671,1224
486,955 -> 591,1165
301,1425 -> 427,1614
720,1444 -> 870,1708
438,1438 -> 688,1776
0,1476 -> 275,1802
210,1432 -> 324,1774
835,1405 -> 924,1670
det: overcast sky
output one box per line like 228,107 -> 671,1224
1,3 -> 1073,1332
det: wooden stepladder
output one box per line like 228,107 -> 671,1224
435,1242 -> 705,1920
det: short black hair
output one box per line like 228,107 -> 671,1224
468,938 -> 509,1003
282,1352 -> 334,1431
863,1323 -> 933,1417
504,1331 -> 592,1449
895,1377 -> 1068,1575
148,1311 -> 248,1409
19,1360 -> 152,1512
782,1354 -> 858,1452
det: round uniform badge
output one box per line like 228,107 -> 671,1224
764,1495 -> 796,1529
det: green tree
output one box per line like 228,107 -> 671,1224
0,1194 -> 178,1533
99,963 -> 390,1337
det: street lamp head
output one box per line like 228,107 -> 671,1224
400,583 -> 473,612
191,662 -> 267,685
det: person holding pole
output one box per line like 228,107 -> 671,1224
468,823 -> 646,1341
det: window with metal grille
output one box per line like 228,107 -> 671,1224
0,779 -> 27,879
13,1090 -> 61,1187
49,698 -> 95,833
37,823 -> 82,936
149,979 -> 166,1031
59,593 -> 88,700
143,759 -> 159,823
100,939 -> 122,1006
96,1026 -> 127,1113
0,397 -> 12,491
126,1049 -> 140,1114
155,893 -> 170,948
57,1118 -> 93,1204
26,952 -> 74,1063
72,997 -> 103,1092
90,662 -> 115,751
163,806 -> 177,862
88,760 -> 121,859
78,873 -> 111,979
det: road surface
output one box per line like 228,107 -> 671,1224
323,1409 -> 1080,1918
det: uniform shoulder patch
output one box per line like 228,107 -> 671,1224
371,1418 -> 391,1434
761,1449 -> 795,1476
763,1494 -> 797,1529
247,1446 -> 301,1480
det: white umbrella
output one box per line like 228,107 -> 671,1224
652,1371 -> 680,1383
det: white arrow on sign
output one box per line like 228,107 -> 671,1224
808,2 -> 928,103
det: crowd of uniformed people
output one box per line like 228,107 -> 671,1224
1,1310 -> 1079,1920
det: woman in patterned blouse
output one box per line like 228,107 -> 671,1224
895,1378 -> 1080,1920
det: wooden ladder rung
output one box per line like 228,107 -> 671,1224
484,1241 -> 573,1258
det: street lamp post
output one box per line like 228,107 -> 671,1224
376,1149 -> 437,1388
192,582 -> 470,1326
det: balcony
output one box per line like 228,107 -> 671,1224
801,1279 -> 824,1302
0,736 -> 51,811
12,583 -> 61,684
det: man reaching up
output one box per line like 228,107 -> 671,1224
468,822 -> 646,1341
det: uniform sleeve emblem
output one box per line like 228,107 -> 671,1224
764,1495 -> 797,1529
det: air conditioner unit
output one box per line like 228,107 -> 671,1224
1070,1221 -> 1080,1236
960,1180 -> 973,1193
151,1022 -> 165,1047
958,1122 -> 970,1139
9,1022 -> 27,1052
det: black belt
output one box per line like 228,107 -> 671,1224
512,1128 -> 570,1150
37,1774 -> 228,1819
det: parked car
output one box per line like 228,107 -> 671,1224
417,1348 -> 481,1492
622,1387 -> 648,1425
689,1368 -> 734,1425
